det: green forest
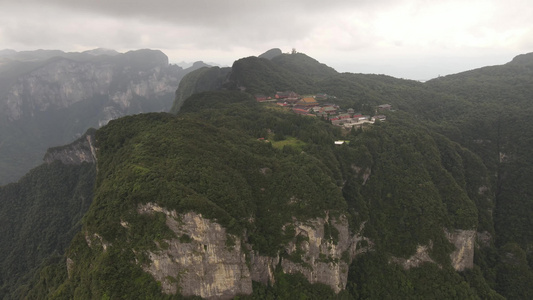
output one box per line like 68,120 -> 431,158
2,50 -> 533,299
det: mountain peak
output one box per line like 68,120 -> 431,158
508,52 -> 533,66
258,48 -> 282,60
82,48 -> 119,56
0,49 -> 17,57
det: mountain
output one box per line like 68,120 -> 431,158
170,51 -> 338,113
0,49 -> 206,185
258,48 -> 283,60
3,50 -> 533,299
82,48 -> 120,56
0,131 -> 97,299
0,49 -> 67,62
21,93 -> 487,299
170,66 -> 232,113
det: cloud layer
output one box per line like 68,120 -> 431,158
1,0 -> 531,79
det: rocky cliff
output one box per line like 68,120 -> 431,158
44,130 -> 97,165
138,203 -> 252,299
82,201 -> 476,299
277,214 -> 354,293
1,50 -> 180,123
129,203 -> 360,298
0,49 -> 202,185
446,229 -> 476,271
390,229 -> 476,271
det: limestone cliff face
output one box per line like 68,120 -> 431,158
88,202 -> 475,299
390,243 -> 436,269
136,203 -> 360,299
445,229 -> 476,271
1,55 -> 180,124
138,203 -> 252,299
43,130 -> 97,165
0,49 -> 187,185
390,229 -> 476,271
3,59 -> 113,121
277,214 -> 353,293
249,215 -> 355,293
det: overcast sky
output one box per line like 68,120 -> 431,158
1,0 -> 531,80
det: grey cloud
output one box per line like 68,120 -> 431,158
0,0 -> 396,52
1,0 -> 530,80
5,0 -> 377,26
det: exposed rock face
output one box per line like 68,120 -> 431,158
390,229 -> 476,271
446,229 -> 476,271
3,59 -> 113,121
0,49 -> 198,185
1,55 -> 180,123
138,204 -> 252,299
137,203 -> 359,298
132,203 -> 476,298
249,254 -> 278,285
278,215 -> 353,293
66,258 -> 75,279
43,131 -> 97,165
85,232 -> 110,252
390,243 -> 435,269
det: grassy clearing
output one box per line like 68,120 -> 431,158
271,136 -> 307,151
262,103 -> 292,113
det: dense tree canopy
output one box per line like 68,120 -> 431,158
4,51 -> 533,299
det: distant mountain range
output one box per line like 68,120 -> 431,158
0,49 -> 209,185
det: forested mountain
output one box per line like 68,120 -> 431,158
0,49 -> 207,185
0,131 -> 97,299
2,49 -> 533,299
170,50 -> 338,114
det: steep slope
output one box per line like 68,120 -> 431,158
25,90 -> 499,299
226,55 -> 316,95
0,131 -> 97,299
170,66 -> 232,113
0,49 -> 200,185
7,50 -> 533,299
421,53 -> 533,299
170,51 -> 341,114
425,56 -> 533,235
257,48 -> 282,60
270,52 -> 337,80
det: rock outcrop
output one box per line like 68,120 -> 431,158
135,203 -> 476,298
390,229 -> 476,272
445,229 -> 476,271
389,229 -> 476,271
0,49 -> 203,185
3,59 -> 113,121
44,130 -> 97,165
277,215 -> 353,293
138,204 -> 252,299
1,52 -> 180,123
136,203 -> 360,299
390,243 -> 435,269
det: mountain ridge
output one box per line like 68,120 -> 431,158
0,48 -> 209,185
3,49 -> 533,299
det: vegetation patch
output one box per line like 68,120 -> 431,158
271,136 -> 307,151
